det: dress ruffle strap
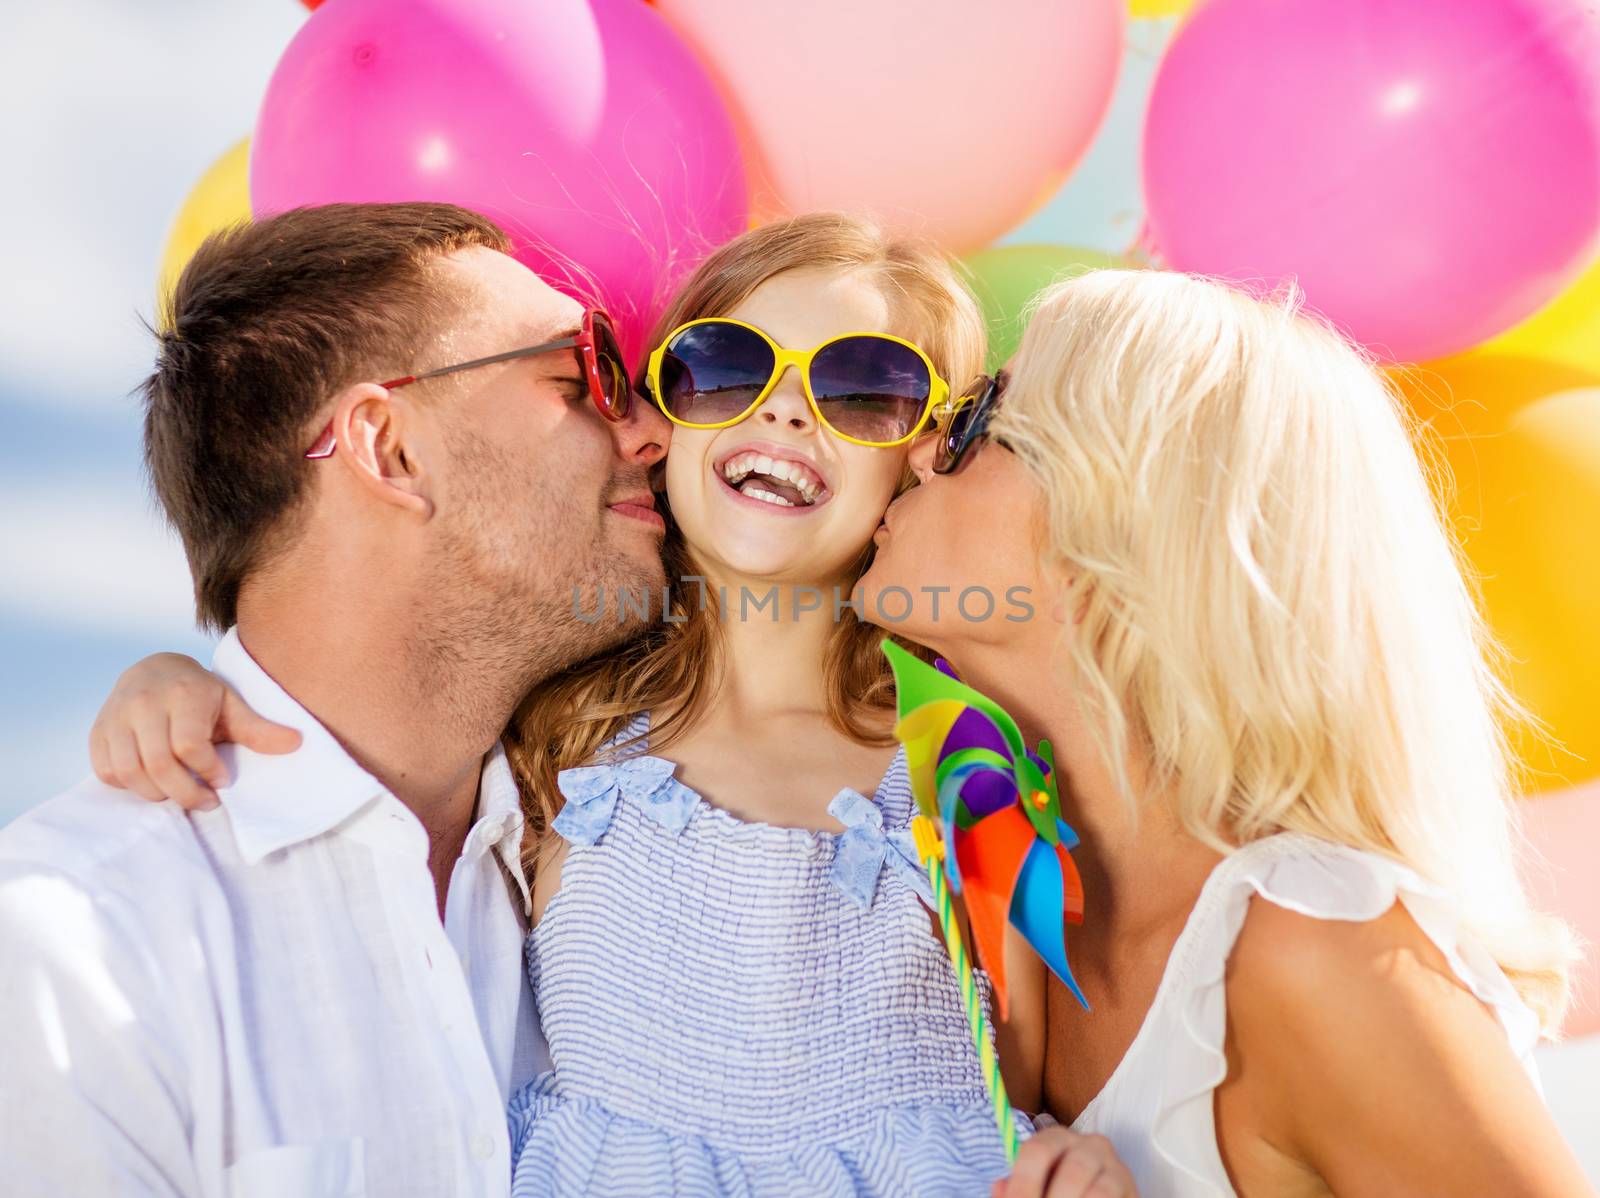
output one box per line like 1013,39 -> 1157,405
552,756 -> 699,846
1073,832 -> 1546,1197
827,789 -> 934,910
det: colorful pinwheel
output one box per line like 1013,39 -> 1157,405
883,639 -> 1087,1021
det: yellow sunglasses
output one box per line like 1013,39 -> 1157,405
642,317 -> 951,448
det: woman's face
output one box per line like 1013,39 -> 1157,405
858,424 -> 1051,657
662,267 -> 911,588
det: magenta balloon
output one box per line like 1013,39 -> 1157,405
1143,0 -> 1600,363
252,0 -> 747,363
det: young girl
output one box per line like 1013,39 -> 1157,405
863,269 -> 1590,1197
84,214 -> 1089,1196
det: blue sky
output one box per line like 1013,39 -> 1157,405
0,1 -> 305,820
0,2 -> 1170,823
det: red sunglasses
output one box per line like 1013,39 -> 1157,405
305,308 -> 630,459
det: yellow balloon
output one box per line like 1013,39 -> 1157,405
1438,386 -> 1600,792
1483,254 -> 1600,377
1129,0 -> 1192,17
157,138 -> 251,309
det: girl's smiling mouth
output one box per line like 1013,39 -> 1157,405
712,441 -> 833,513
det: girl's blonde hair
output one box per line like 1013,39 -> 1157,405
993,269 -> 1577,1032
505,212 -> 985,870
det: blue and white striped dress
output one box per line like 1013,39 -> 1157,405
507,712 -> 1027,1196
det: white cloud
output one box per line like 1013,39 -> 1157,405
0,477 -> 197,638
0,0 -> 303,407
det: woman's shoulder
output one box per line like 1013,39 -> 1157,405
1217,833 -> 1541,1064
1210,835 -> 1573,1196
1076,832 -> 1545,1194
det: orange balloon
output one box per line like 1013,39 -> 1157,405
1392,354 -> 1600,791
1389,351 -> 1598,443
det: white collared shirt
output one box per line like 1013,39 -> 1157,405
0,629 -> 548,1198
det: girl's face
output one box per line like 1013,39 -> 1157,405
662,267 -> 911,587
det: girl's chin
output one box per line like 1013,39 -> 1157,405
695,557 -> 859,591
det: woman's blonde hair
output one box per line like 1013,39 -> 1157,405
994,269 -> 1577,1031
505,212 -> 985,869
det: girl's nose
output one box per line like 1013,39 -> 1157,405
753,364 -> 813,432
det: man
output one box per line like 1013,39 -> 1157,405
0,202 -> 670,1196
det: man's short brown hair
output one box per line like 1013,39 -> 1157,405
141,202 -> 511,632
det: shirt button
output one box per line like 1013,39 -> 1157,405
470,1131 -> 495,1160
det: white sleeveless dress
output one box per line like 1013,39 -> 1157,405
1068,832 -> 1543,1197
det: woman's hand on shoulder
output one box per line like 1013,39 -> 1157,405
88,652 -> 300,810
1222,898 -> 1594,1197
996,1127 -> 1137,1198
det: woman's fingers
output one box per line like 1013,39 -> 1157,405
1004,1130 -> 1135,1198
1053,1135 -> 1134,1198
1044,1144 -> 1106,1198
1006,1130 -> 1072,1198
1093,1149 -> 1136,1198
217,689 -> 301,757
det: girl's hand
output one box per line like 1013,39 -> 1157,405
88,653 -> 301,811
994,1127 -> 1137,1198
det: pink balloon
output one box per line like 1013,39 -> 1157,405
655,0 -> 1124,253
1143,0 -> 1600,363
252,0 -> 747,363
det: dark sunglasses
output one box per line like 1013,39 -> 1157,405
933,370 -> 1007,474
642,317 -> 949,448
305,308 -> 629,459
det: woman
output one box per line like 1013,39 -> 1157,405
861,269 -> 1590,1196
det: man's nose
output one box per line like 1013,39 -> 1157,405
611,390 -> 670,466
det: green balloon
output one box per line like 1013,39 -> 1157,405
962,244 -> 1125,372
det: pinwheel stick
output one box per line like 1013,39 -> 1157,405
911,814 -> 1020,1165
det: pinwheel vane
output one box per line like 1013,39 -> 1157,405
884,640 -> 1091,1152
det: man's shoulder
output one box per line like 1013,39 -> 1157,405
0,775 -> 216,900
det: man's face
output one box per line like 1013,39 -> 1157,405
412,246 -> 670,676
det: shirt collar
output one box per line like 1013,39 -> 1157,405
213,628 -> 391,865
473,744 -> 532,917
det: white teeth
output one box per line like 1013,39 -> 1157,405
742,487 -> 795,507
717,450 -> 824,504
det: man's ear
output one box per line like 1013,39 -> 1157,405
322,382 -> 434,519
